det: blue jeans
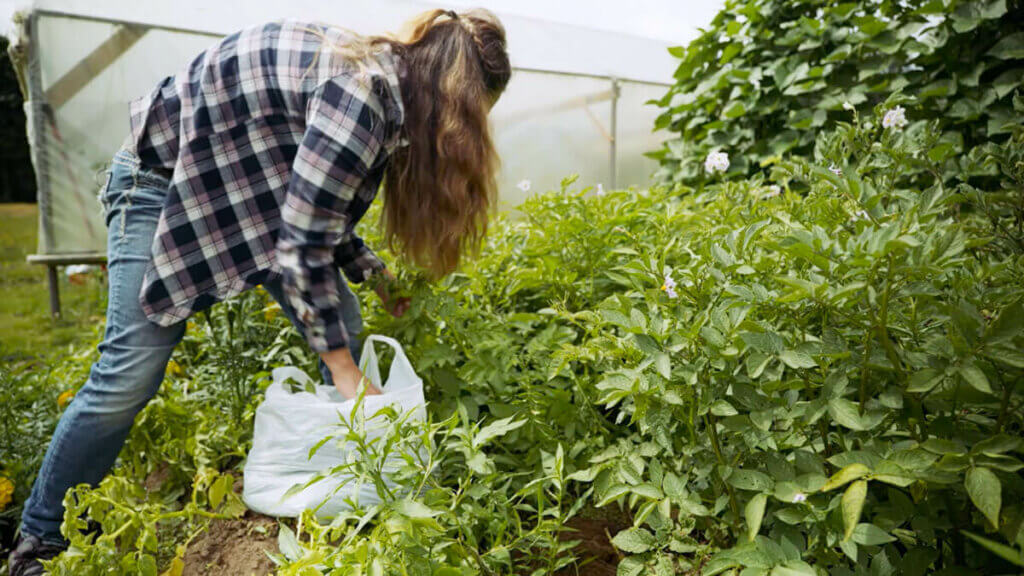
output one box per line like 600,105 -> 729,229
20,148 -> 363,544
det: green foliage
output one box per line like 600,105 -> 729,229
0,204 -> 107,362
651,0 -> 1024,186
31,290 -> 307,573
353,108 -> 1024,573
4,107 -> 1024,574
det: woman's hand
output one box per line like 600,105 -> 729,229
373,269 -> 411,317
320,347 -> 381,398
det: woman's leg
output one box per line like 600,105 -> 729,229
19,151 -> 184,544
262,274 -> 365,385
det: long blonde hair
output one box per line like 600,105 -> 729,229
319,9 -> 511,278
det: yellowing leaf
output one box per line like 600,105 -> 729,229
159,546 -> 186,576
822,463 -> 871,491
842,480 -> 868,541
745,493 -> 767,542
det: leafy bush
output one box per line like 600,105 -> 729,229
651,0 -> 1024,185
5,105 -> 1023,574
354,105 -> 1024,573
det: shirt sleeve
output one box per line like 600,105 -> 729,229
276,76 -> 386,353
333,232 -> 386,284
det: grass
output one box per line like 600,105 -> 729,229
0,203 -> 106,363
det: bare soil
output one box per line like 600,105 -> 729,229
553,517 -> 626,576
181,514 -> 279,576
176,502 -> 628,575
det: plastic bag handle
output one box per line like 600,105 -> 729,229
358,335 -> 421,391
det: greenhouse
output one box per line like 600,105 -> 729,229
8,0 -> 678,315
1,0 -> 1023,575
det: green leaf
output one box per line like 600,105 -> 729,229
828,399 -> 873,431
959,360 -> 993,394
771,561 -> 817,576
972,435 -> 1022,456
986,301 -> 1024,343
138,554 -> 157,576
277,524 -> 303,562
839,539 -> 858,563
208,474 -> 229,509
728,469 -> 775,492
983,345 -> 1024,369
724,101 -> 747,119
701,325 -> 727,348
394,499 -> 442,519
822,463 -> 871,491
741,331 -> 785,355
745,493 -> 768,542
963,531 -> 1024,567
853,15 -> 888,36
965,467 -> 1002,527
473,416 -> 526,448
993,69 -> 1024,100
907,368 -> 945,393
842,480 -> 868,541
951,0 -> 1006,32
779,350 -> 816,369
988,32 -> 1024,59
851,523 -> 896,546
611,527 -> 658,553
655,352 -> 671,379
711,399 -> 739,416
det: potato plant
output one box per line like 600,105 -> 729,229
356,102 -> 1024,574
651,0 -> 1024,186
2,103 -> 1022,575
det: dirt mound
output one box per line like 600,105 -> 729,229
553,517 -> 622,576
182,514 -> 279,576
176,505 -> 626,575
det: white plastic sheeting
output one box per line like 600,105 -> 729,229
17,0 -> 684,256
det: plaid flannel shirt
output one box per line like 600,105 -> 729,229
129,21 -> 405,352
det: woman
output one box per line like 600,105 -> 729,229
9,9 -> 511,573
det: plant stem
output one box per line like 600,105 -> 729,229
877,255 -> 905,381
858,328 -> 872,416
705,413 -> 740,533
995,365 -> 1014,433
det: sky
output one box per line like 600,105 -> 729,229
0,0 -> 20,35
0,0 -> 724,44
441,0 -> 723,45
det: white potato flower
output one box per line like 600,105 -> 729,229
516,179 -> 532,193
882,105 -> 908,130
829,164 -> 843,176
704,151 -> 730,174
661,274 -> 678,299
792,493 -> 807,503
763,185 -> 781,199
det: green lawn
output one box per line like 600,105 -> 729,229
0,203 -> 106,363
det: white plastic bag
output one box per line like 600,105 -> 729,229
242,335 -> 426,518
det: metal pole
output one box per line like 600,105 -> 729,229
25,13 -> 56,256
47,265 -> 61,318
609,78 -> 620,190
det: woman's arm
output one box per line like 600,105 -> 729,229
275,75 -> 387,397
